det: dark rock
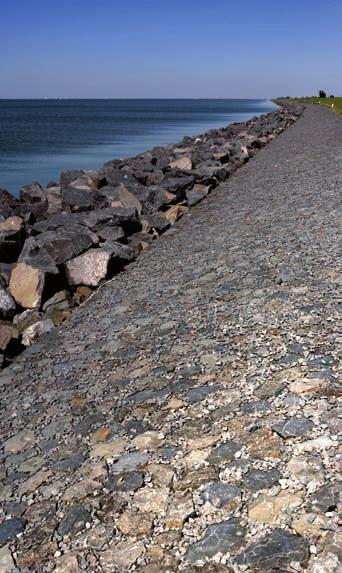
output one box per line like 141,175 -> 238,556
236,529 -> 309,570
308,483 -> 340,513
95,224 -> 125,242
0,286 -> 16,318
0,517 -> 26,544
60,169 -> 85,187
61,186 -> 97,212
241,468 -> 280,492
0,321 -> 18,351
58,504 -> 91,537
20,181 -> 47,204
52,454 -> 85,472
186,184 -> 210,206
141,214 -> 171,234
184,384 -> 220,404
162,174 -> 195,198
0,188 -> 18,219
141,186 -> 177,214
241,399 -> 270,414
101,241 -> 135,263
21,225 -> 97,265
208,441 -> 241,464
105,471 -> 144,493
65,248 -> 112,287
201,482 -> 241,508
186,518 -> 245,564
272,417 -> 314,438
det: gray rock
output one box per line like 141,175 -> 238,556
21,319 -> 54,346
105,471 -> 144,493
60,169 -> 85,187
308,483 -> 340,513
61,186 -> 97,212
0,287 -> 16,318
21,225 -> 97,266
272,417 -> 314,438
236,528 -> 309,570
20,181 -> 47,204
241,399 -> 270,414
184,384 -> 220,404
242,468 -> 280,492
111,452 -> 149,473
186,519 -> 245,564
201,482 -> 241,509
208,441 -> 241,464
58,504 -> 91,537
0,517 -> 26,544
52,454 -> 85,472
65,248 -> 111,287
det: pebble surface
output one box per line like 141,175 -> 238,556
0,104 -> 341,572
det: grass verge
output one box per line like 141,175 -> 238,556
288,97 -> 342,116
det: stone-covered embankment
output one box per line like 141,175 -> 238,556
0,103 -> 341,572
0,104 -> 302,368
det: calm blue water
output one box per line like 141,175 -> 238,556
0,99 -> 276,196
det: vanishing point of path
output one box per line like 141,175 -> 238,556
0,105 -> 341,572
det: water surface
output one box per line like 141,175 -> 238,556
0,99 -> 277,195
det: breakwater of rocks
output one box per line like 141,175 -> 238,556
0,102 -> 303,367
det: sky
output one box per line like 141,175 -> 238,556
1,0 -> 341,98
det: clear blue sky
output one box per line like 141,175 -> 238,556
1,0 -> 341,98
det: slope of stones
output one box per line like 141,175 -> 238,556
0,103 -> 340,572
0,104 -> 302,367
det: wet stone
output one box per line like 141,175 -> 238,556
272,417 -> 314,438
236,528 -> 309,571
186,518 -> 246,564
58,504 -> 92,537
241,468 -> 280,492
105,470 -> 144,493
201,481 -> 241,509
0,517 -> 26,544
208,441 -> 241,464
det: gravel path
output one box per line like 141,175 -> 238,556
0,104 -> 341,572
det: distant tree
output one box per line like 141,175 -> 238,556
319,90 -> 326,98
329,94 -> 335,98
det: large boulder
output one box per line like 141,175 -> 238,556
142,186 -> 177,215
9,262 -> 46,309
0,321 -> 18,352
169,156 -> 192,170
186,184 -> 210,206
32,207 -> 141,237
65,248 -> 112,287
61,186 -> 98,212
21,225 -> 97,265
0,188 -> 18,219
100,184 -> 142,216
161,174 -> 195,198
60,169 -> 85,187
21,318 -> 54,347
45,186 -> 63,216
0,286 -> 16,318
65,242 -> 134,287
0,216 -> 25,262
19,181 -> 47,204
0,216 -> 24,241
